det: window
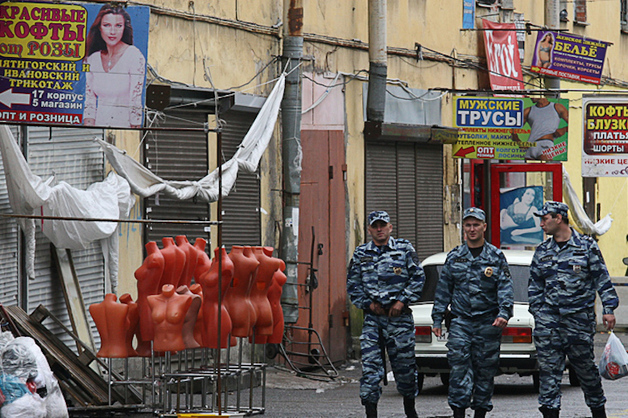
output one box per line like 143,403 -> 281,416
622,0 -> 628,33
574,0 -> 587,24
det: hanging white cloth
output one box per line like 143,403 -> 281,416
98,73 -> 286,202
562,166 -> 612,236
0,125 -> 134,290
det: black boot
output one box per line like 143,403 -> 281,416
403,396 -> 418,418
539,406 -> 560,418
591,406 -> 607,418
452,406 -> 466,418
474,409 -> 487,418
363,401 -> 377,418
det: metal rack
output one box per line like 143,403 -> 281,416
278,227 -> 338,381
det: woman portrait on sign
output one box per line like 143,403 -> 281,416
500,187 -> 543,245
537,33 -> 554,69
83,5 -> 145,128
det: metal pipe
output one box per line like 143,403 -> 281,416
367,0 -> 387,123
544,0 -> 561,94
280,0 -> 303,324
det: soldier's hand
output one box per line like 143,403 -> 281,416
370,302 -> 386,316
388,301 -> 404,317
603,314 -> 616,331
432,327 -> 442,338
492,317 -> 508,329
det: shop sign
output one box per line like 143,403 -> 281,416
530,31 -> 609,85
0,1 -> 149,128
582,98 -> 628,176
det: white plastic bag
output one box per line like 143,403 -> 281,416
599,332 -> 628,380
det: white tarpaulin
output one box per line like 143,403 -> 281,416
0,125 -> 135,290
98,73 -> 286,202
563,166 -> 613,236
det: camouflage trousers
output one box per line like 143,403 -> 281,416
359,313 -> 418,404
533,309 -> 606,410
446,316 -> 502,411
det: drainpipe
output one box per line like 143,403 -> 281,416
544,0 -> 560,95
367,0 -> 387,123
280,0 -> 303,324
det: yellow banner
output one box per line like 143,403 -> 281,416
0,2 -> 87,60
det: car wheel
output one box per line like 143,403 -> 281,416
440,373 -> 450,387
532,372 -> 540,393
417,373 -> 424,393
568,366 -> 581,387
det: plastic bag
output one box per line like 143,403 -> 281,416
599,332 -> 628,380
0,337 -> 68,417
0,392 -> 46,418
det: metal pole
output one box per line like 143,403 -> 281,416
280,0 -> 303,324
545,0 -> 561,94
367,0 -> 387,123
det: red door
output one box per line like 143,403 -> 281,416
295,129 -> 347,362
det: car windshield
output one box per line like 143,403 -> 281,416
418,264 -> 529,303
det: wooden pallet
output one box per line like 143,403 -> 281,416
2,304 -> 143,407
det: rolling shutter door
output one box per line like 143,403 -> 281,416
365,141 -> 443,261
415,144 -> 444,260
26,126 -> 106,351
220,111 -> 261,249
144,111 -> 211,246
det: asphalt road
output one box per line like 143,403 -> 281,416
262,332 -> 628,418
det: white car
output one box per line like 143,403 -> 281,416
411,250 -> 541,391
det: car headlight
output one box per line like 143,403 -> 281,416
414,326 -> 432,343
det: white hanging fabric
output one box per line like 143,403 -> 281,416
98,73 -> 286,203
562,166 -> 612,236
0,125 -> 134,290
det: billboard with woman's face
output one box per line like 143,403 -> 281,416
0,1 -> 149,128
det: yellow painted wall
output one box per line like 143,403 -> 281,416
115,0 -> 628,296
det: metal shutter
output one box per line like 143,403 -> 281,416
365,142 -> 398,226
220,111 -> 261,249
26,126 -> 106,351
144,111 -> 211,246
365,141 -> 443,261
415,144 -> 444,260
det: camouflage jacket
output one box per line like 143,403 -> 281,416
529,227 -> 619,316
346,237 -> 425,310
432,242 -> 513,328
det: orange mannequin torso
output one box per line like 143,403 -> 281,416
189,283 -> 204,347
175,235 -> 198,289
160,237 -> 186,289
197,247 -> 234,348
176,285 -> 202,349
224,246 -> 259,340
266,266 -> 287,344
193,238 -> 212,284
90,293 -> 130,358
118,293 -> 140,357
249,246 -> 282,340
135,241 -> 165,342
148,284 -> 192,353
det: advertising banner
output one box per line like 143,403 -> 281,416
452,96 -> 569,161
530,30 -> 609,85
582,97 -> 628,177
500,185 -> 544,246
0,1 -> 149,128
481,19 -> 524,92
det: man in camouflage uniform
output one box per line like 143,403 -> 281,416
432,207 -> 513,418
529,201 -> 618,418
347,211 -> 425,418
